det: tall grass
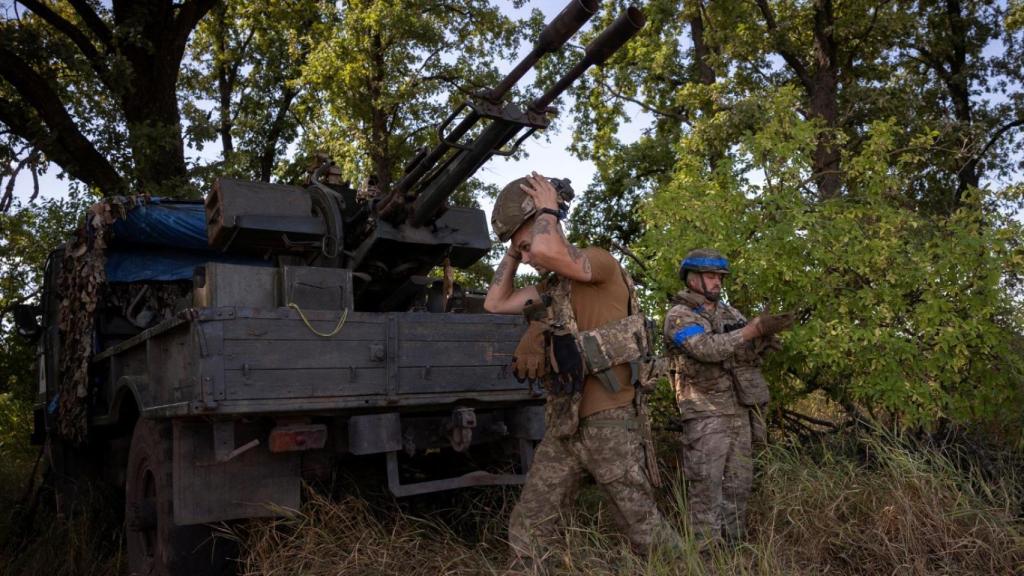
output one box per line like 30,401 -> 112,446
2,420 -> 1021,575
232,432 -> 1024,576
0,394 -> 125,576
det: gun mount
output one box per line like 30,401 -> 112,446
205,1 -> 646,312
27,6 -> 648,573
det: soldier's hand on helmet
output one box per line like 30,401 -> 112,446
520,171 -> 560,211
507,244 -> 522,262
512,321 -> 548,382
742,313 -> 795,340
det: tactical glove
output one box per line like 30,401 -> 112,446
751,313 -> 795,337
754,334 -> 783,355
549,332 -> 585,395
512,321 -> 548,382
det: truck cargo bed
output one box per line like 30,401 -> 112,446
96,307 -> 534,419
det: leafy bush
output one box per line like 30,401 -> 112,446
638,88 -> 1024,435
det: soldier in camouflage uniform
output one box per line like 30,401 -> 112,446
485,172 -> 679,569
664,248 -> 792,545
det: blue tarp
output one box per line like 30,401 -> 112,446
109,199 -> 209,251
104,199 -> 270,283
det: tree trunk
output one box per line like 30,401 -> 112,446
117,1 -> 195,196
944,0 -> 978,204
689,6 -> 721,170
810,0 -> 841,199
214,4 -> 235,157
368,31 -> 393,192
258,87 -> 298,182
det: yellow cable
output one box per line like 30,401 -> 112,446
287,302 -> 348,337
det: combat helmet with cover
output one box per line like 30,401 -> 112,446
678,248 -> 729,281
491,176 -> 574,242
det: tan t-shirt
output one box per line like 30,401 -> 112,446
572,247 -> 636,417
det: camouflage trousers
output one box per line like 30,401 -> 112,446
679,412 -> 752,544
508,405 -> 677,566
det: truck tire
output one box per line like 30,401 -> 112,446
125,419 -> 235,576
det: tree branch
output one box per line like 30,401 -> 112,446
911,44 -> 952,83
66,0 -> 113,49
16,0 -> 98,59
597,77 -> 686,121
0,46 -> 127,195
170,0 -> 220,66
781,408 -> 839,430
1,148 -> 41,212
611,241 -> 649,273
977,119 -> 1024,163
754,0 -> 814,92
259,85 -> 300,182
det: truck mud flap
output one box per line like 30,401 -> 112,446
173,420 -> 300,525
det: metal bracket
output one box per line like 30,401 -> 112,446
385,451 -> 526,498
212,421 -> 260,463
446,406 -> 477,452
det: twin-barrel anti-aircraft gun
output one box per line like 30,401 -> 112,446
18,2 -> 646,574
207,1 -> 646,312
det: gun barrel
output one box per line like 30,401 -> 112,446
409,120 -> 521,227
407,6 -> 646,228
379,0 -> 599,219
530,6 -> 646,111
489,0 -> 599,100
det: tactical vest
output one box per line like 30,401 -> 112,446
542,266 -> 651,393
665,290 -> 770,419
666,291 -> 740,419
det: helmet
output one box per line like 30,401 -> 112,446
491,177 -> 574,242
678,248 -> 729,281
491,178 -> 534,242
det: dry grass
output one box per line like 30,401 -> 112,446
1,428 -> 1021,575
231,432 -> 1024,576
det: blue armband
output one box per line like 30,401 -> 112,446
672,324 -> 705,346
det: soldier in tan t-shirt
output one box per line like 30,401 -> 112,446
573,246 -> 635,417
484,172 -> 679,570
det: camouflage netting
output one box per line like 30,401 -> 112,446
55,197 -> 147,443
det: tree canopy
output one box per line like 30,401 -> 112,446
567,0 -> 1024,433
0,0 -> 535,204
2,0 -> 1022,435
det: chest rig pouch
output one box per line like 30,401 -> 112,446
541,266 -> 651,395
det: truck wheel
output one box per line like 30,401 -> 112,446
125,419 -> 235,576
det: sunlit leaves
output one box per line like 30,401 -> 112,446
639,95 -> 1024,430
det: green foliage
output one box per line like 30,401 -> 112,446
562,0 -> 1024,434
181,0 -> 322,188
294,0 -> 534,192
639,92 -> 1024,431
1,193 -> 91,402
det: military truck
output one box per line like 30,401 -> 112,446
13,2 -> 645,574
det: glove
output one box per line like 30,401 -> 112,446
549,332 -> 585,395
754,334 -> 783,355
751,313 -> 795,337
512,321 -> 547,382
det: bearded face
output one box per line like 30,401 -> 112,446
687,271 -> 724,302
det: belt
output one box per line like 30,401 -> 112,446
582,417 -> 640,430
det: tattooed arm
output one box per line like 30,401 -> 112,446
519,172 -> 593,282
483,252 -> 541,314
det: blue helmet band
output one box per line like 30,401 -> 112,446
681,257 -> 729,269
